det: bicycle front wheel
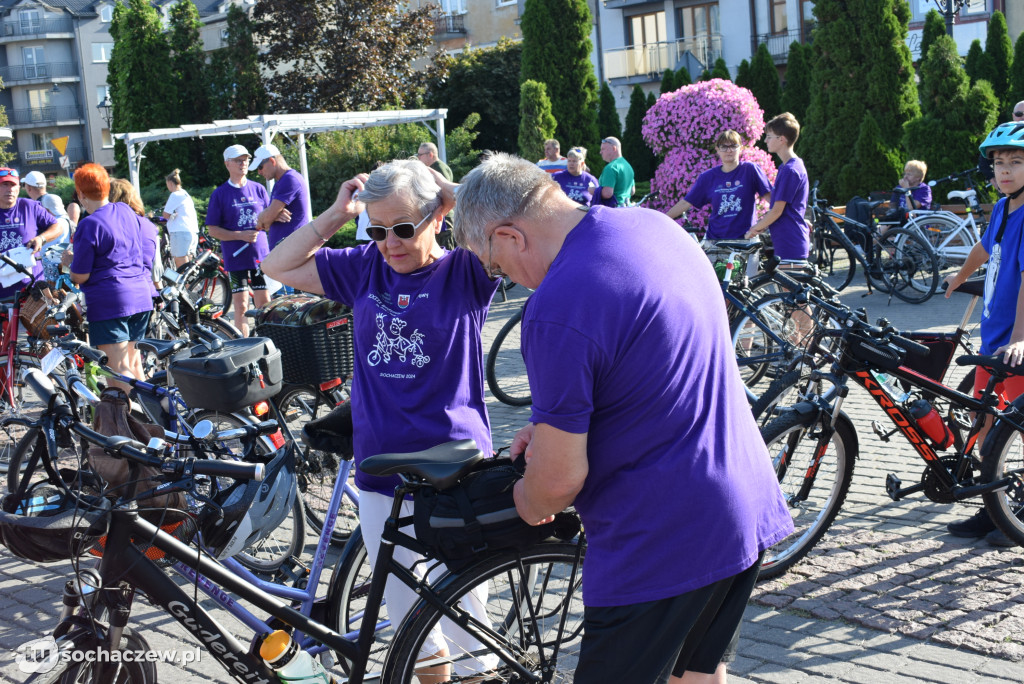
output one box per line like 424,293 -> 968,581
187,270 -> 231,318
486,308 -> 531,406
0,352 -> 45,474
813,221 -> 857,292
906,213 -> 977,275
980,404 -> 1024,547
759,409 -> 857,580
382,541 -> 585,683
24,626 -> 156,684
878,227 -> 940,304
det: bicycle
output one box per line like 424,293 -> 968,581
756,271 -> 1024,580
900,167 -> 987,276
807,181 -> 941,303
7,364 -> 585,683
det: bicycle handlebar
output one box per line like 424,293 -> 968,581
927,168 -> 976,187
45,333 -> 108,365
190,323 -> 225,351
0,252 -> 32,277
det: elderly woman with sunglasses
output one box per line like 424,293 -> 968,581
262,158 -> 500,680
665,129 -> 772,240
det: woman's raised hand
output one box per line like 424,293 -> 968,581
334,174 -> 368,217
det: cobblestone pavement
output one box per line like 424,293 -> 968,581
2,279 -> 1024,682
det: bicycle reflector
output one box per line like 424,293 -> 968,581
252,401 -> 270,417
270,430 -> 285,450
319,377 -> 342,391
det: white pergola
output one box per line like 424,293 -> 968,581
113,109 -> 448,222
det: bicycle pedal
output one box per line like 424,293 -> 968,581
885,473 -> 903,500
871,420 -> 898,442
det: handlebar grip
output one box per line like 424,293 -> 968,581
191,324 -> 225,350
891,335 -> 930,358
23,367 -> 57,404
76,344 -> 108,366
0,253 -> 30,276
186,459 -> 265,482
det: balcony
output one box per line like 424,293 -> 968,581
604,35 -> 722,82
0,17 -> 74,42
0,61 -> 79,85
754,25 -> 814,60
433,13 -> 466,35
8,105 -> 84,128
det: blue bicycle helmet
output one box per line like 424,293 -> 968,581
979,122 -> 1024,158
0,481 -> 110,563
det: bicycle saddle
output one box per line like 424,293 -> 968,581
947,189 -> 976,202
136,338 -> 188,360
951,278 -> 985,298
360,439 -> 485,490
712,239 -> 761,254
301,401 -> 354,457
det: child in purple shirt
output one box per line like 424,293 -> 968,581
894,159 -> 932,211
746,112 -> 810,262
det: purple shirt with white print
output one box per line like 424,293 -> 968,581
206,180 -> 270,271
315,244 -> 500,495
685,162 -> 772,240
0,198 -> 56,298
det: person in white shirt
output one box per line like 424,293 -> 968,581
162,168 -> 199,268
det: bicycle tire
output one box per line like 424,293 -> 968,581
750,367 -> 838,429
729,292 -> 821,388
878,227 -> 940,304
187,270 -> 231,318
381,541 -> 585,683
485,308 -> 531,406
276,384 -> 357,545
22,626 -> 156,684
758,408 -> 858,580
947,370 -> 976,453
813,219 -> 857,292
0,352 -> 46,474
5,425 -> 90,495
979,397 -> 1024,547
906,212 -> 977,274
192,409 -> 306,572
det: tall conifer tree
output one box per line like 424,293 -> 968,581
747,43 -> 781,119
780,42 -> 811,124
518,80 -> 557,161
598,82 -> 622,142
979,11 -> 1012,110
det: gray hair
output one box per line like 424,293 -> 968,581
358,159 -> 442,219
418,141 -> 438,155
453,152 -> 557,250
601,136 -> 621,150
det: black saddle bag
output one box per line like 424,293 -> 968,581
413,456 -> 579,572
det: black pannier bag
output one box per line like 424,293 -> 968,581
413,456 -> 580,572
168,337 -> 283,413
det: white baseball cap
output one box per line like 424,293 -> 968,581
251,144 -> 281,170
22,171 -> 46,188
223,144 -> 250,160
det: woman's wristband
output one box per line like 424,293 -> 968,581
309,221 -> 332,242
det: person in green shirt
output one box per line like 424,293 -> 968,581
417,142 -> 453,181
598,136 -> 635,207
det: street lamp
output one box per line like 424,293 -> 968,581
931,0 -> 970,37
97,95 -> 113,128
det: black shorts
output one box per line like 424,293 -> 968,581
574,553 -> 763,684
228,268 -> 267,294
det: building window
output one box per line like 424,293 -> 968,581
99,5 -> 114,23
22,46 -> 44,78
97,85 -> 110,106
92,43 -> 114,63
27,88 -> 50,110
629,11 -> 666,46
496,0 -> 516,6
31,131 -> 56,150
102,129 -> 113,148
770,0 -> 787,34
19,9 -> 40,32
677,3 -> 719,39
439,0 -> 466,14
221,27 -> 229,42
910,0 -> 986,21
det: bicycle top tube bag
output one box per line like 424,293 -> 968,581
168,336 -> 283,413
413,456 -> 580,572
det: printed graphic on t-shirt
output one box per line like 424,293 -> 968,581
234,202 -> 258,229
0,223 -> 26,252
368,313 -> 431,369
718,194 -> 743,215
984,243 -> 1001,318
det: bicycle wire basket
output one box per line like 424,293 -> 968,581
252,294 -> 354,386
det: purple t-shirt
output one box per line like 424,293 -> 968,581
315,245 -> 500,495
0,199 -> 56,298
685,162 -> 773,240
552,170 -> 599,205
268,169 -> 311,249
768,156 -> 809,260
522,205 -> 793,607
897,182 -> 932,210
69,202 -> 155,322
205,180 -> 270,271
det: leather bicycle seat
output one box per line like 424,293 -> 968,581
360,439 -> 485,491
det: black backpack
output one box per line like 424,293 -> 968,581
413,457 -> 580,571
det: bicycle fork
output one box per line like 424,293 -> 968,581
791,388 -> 849,505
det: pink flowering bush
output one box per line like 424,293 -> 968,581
642,79 -> 777,229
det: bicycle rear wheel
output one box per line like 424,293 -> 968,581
187,270 -> 231,318
486,308 -> 531,406
0,352 -> 45,475
906,213 -> 976,275
812,221 -> 857,292
758,409 -> 857,580
980,401 -> 1024,547
382,541 -> 585,683
878,227 -> 940,304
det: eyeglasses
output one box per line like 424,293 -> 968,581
485,232 -> 507,279
1015,111 -> 1024,118
366,213 -> 432,242
717,144 -> 739,151
601,138 -> 614,145
0,170 -> 20,179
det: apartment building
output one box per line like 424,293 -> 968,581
0,0 -> 246,177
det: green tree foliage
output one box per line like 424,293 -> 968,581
660,69 -> 676,94
918,9 -> 946,66
747,43 -> 781,119
965,39 -> 985,85
109,0 -> 176,182
1010,32 -> 1024,110
803,0 -> 919,199
979,11 -> 1013,110
904,35 -> 998,184
598,81 -> 622,142
698,69 -> 713,82
167,1 -> 213,184
209,5 -> 266,121
254,0 -> 440,112
711,57 -> 731,80
622,86 -> 654,182
780,42 -> 811,124
518,80 -> 557,162
838,114 -> 899,198
520,0 -> 599,156
735,59 -> 751,89
425,38 -> 521,154
676,66 -> 692,87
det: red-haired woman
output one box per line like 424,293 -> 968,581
60,164 -> 156,389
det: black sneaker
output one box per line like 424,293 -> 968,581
946,509 -> 997,538
986,528 -> 1016,548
